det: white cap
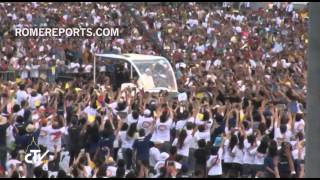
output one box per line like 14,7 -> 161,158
144,109 -> 151,116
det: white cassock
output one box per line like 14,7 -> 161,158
138,74 -> 155,90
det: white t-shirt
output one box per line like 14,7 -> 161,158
223,139 -> 233,163
275,127 -> 292,142
99,65 -> 106,73
38,125 -> 51,148
26,13 -> 32,22
16,90 -> 28,105
174,119 -> 187,131
195,119 -> 213,132
195,44 -> 205,54
59,150 -> 70,173
84,165 -> 92,177
294,119 -> 305,133
207,148 -> 223,176
21,65 -> 30,79
31,112 -> 41,127
186,116 -> 195,125
16,109 -> 25,117
106,166 -> 117,177
28,94 -> 42,109
172,135 -> 193,157
236,15 -> 245,22
109,102 -> 129,115
69,62 -> 80,73
245,128 -> 253,136
149,147 -> 161,167
119,131 -> 136,149
194,130 -> 211,143
137,116 -> 154,135
254,152 -> 266,165
286,3 -> 293,12
243,139 -> 256,164
6,125 -> 15,146
83,106 -> 97,116
46,126 -> 67,152
207,27 -> 215,35
30,64 -> 40,78
272,42 -> 283,53
186,130 -> 197,149
276,17 -> 282,27
126,113 -> 140,126
232,146 -> 244,164
292,147 -> 305,161
151,118 -> 173,142
213,59 -> 222,67
186,18 -> 199,28
6,159 -> 21,170
93,15 -> 101,25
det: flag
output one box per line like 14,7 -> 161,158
88,115 -> 96,123
197,113 -> 204,121
65,83 -> 70,89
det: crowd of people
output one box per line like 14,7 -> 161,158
0,2 -> 308,178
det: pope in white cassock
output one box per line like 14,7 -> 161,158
138,68 -> 155,90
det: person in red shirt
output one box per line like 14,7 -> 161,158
0,60 -> 9,71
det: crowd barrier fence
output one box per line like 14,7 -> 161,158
0,69 -> 93,83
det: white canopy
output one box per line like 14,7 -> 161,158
95,53 -> 178,93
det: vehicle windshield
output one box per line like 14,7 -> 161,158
133,58 -> 177,92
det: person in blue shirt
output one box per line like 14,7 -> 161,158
263,140 -> 279,178
133,129 -> 152,172
98,120 -> 116,157
15,123 -> 40,151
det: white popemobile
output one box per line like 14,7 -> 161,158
94,53 -> 178,94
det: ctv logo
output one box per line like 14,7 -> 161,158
24,137 -> 49,165
25,149 -> 49,165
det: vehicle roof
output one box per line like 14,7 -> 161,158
95,53 -> 166,62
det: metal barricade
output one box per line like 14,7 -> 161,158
0,71 -> 16,82
0,68 -> 97,83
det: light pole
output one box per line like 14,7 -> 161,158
306,2 -> 320,178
